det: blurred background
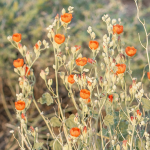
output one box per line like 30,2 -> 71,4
0,0 -> 150,149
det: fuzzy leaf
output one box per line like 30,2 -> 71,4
49,140 -> 61,150
141,98 -> 150,111
33,142 -> 43,150
104,115 -> 114,126
50,117 -> 61,127
65,114 -> 77,129
38,92 -> 53,106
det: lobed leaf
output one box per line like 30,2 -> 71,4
104,115 -> 114,126
50,117 -> 61,127
38,92 -> 53,106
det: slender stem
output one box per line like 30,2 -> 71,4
21,123 -> 24,149
54,48 -> 72,150
135,0 -> 150,71
33,99 -> 55,139
130,124 -> 135,150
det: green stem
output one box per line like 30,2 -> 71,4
33,99 -> 55,139
130,124 -> 135,150
54,48 -> 72,150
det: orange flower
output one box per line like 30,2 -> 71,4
61,13 -> 73,23
12,33 -> 22,42
76,57 -> 87,66
13,58 -> 24,68
136,110 -> 141,116
75,45 -> 81,51
89,41 -> 99,50
116,64 -> 126,74
85,98 -> 91,104
54,34 -> 65,44
125,46 -> 137,57
80,89 -> 90,99
15,100 -> 25,110
108,95 -> 113,103
113,24 -> 123,34
147,72 -> 150,79
25,66 -> 30,76
68,74 -> 75,84
70,127 -> 80,137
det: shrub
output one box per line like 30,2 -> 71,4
8,1 -> 150,150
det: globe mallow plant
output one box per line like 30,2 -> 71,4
7,1 -> 150,150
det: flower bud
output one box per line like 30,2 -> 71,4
40,70 -> 46,80
62,8 -> 66,14
112,19 -> 116,24
48,79 -> 53,86
83,126 -> 87,136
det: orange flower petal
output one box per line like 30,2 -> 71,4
61,13 -> 73,23
15,100 -> 25,110
13,58 -> 24,68
12,33 -> 22,42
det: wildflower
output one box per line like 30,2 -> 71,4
70,127 -> 81,137
80,89 -> 90,99
116,64 -> 126,74
108,95 -> 113,103
125,46 -> 137,57
61,13 -> 73,23
76,57 -> 87,66
113,24 -> 123,34
89,41 -> 99,50
13,58 -> 24,68
147,72 -> 150,80
54,34 -> 65,44
75,45 -> 81,51
87,58 -> 96,64
21,113 -> 26,120
25,66 -> 30,76
12,33 -> 22,42
15,100 -> 25,110
68,74 -> 75,84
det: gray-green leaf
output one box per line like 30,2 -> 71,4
49,140 -> 62,150
38,92 -> 53,106
104,115 -> 114,126
141,98 -> 150,111
65,114 -> 77,129
33,142 -> 43,150
50,117 -> 61,127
